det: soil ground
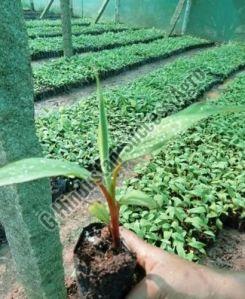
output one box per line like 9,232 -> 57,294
202,228 -> 245,271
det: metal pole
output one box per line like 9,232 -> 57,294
95,0 -> 111,24
70,0 -> 74,17
30,0 -> 35,11
167,0 -> 186,37
115,0 -> 120,23
181,0 -> 192,35
40,0 -> 55,19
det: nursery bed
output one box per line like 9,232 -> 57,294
30,28 -> 165,60
23,9 -> 60,20
26,18 -> 91,28
36,43 -> 245,170
33,36 -> 213,100
28,23 -> 132,38
119,74 -> 245,260
35,46 -> 214,115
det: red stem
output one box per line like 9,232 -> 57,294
97,183 -> 120,248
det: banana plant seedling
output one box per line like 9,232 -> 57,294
0,77 -> 244,248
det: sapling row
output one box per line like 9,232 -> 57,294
28,23 -> 131,38
0,79 -> 244,248
33,36 -> 210,98
30,28 -> 165,60
26,18 -> 91,28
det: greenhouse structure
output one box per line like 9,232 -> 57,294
0,1 -> 244,298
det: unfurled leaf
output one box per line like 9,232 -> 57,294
120,103 -> 245,162
96,75 -> 111,190
164,230 -> 172,240
119,190 -> 157,209
188,238 -> 205,253
175,241 -> 186,258
216,218 -> 223,230
154,193 -> 169,207
0,158 -> 91,187
204,230 -> 215,238
89,202 -> 110,224
185,216 -> 206,229
189,206 -> 206,214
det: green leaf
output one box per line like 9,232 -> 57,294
120,103 -> 245,162
163,230 -> 172,240
216,218 -> 223,230
175,241 -> 186,258
96,75 -> 111,190
188,238 -> 205,252
154,193 -> 169,207
0,158 -> 91,187
189,206 -> 206,214
89,202 -> 110,224
204,230 -> 215,238
185,216 -> 205,229
118,190 -> 157,209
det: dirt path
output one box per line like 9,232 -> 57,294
34,46 -> 214,116
200,70 -> 245,102
203,228 -> 245,271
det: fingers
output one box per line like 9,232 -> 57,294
120,226 -> 150,252
120,227 -> 164,270
126,274 -> 167,299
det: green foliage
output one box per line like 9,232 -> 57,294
1,98 -> 241,250
118,190 -> 158,209
89,202 -> 110,224
0,158 -> 91,187
120,102 -> 244,162
30,29 -> 165,60
7,81 -> 237,248
97,75 -> 112,191
1,67 -> 244,255
27,22 -> 130,38
89,189 -> 159,223
26,18 -> 91,28
36,42 -> 245,169
120,74 -> 245,260
33,35 -> 209,98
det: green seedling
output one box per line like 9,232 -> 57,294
30,29 -> 164,59
0,77 -> 244,248
120,74 -> 245,259
33,35 -> 208,98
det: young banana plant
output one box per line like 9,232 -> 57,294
0,77 -> 244,248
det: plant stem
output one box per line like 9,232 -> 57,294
97,183 -> 120,248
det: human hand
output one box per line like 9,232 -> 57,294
120,227 -> 245,299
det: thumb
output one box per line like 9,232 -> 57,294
120,227 -> 163,270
